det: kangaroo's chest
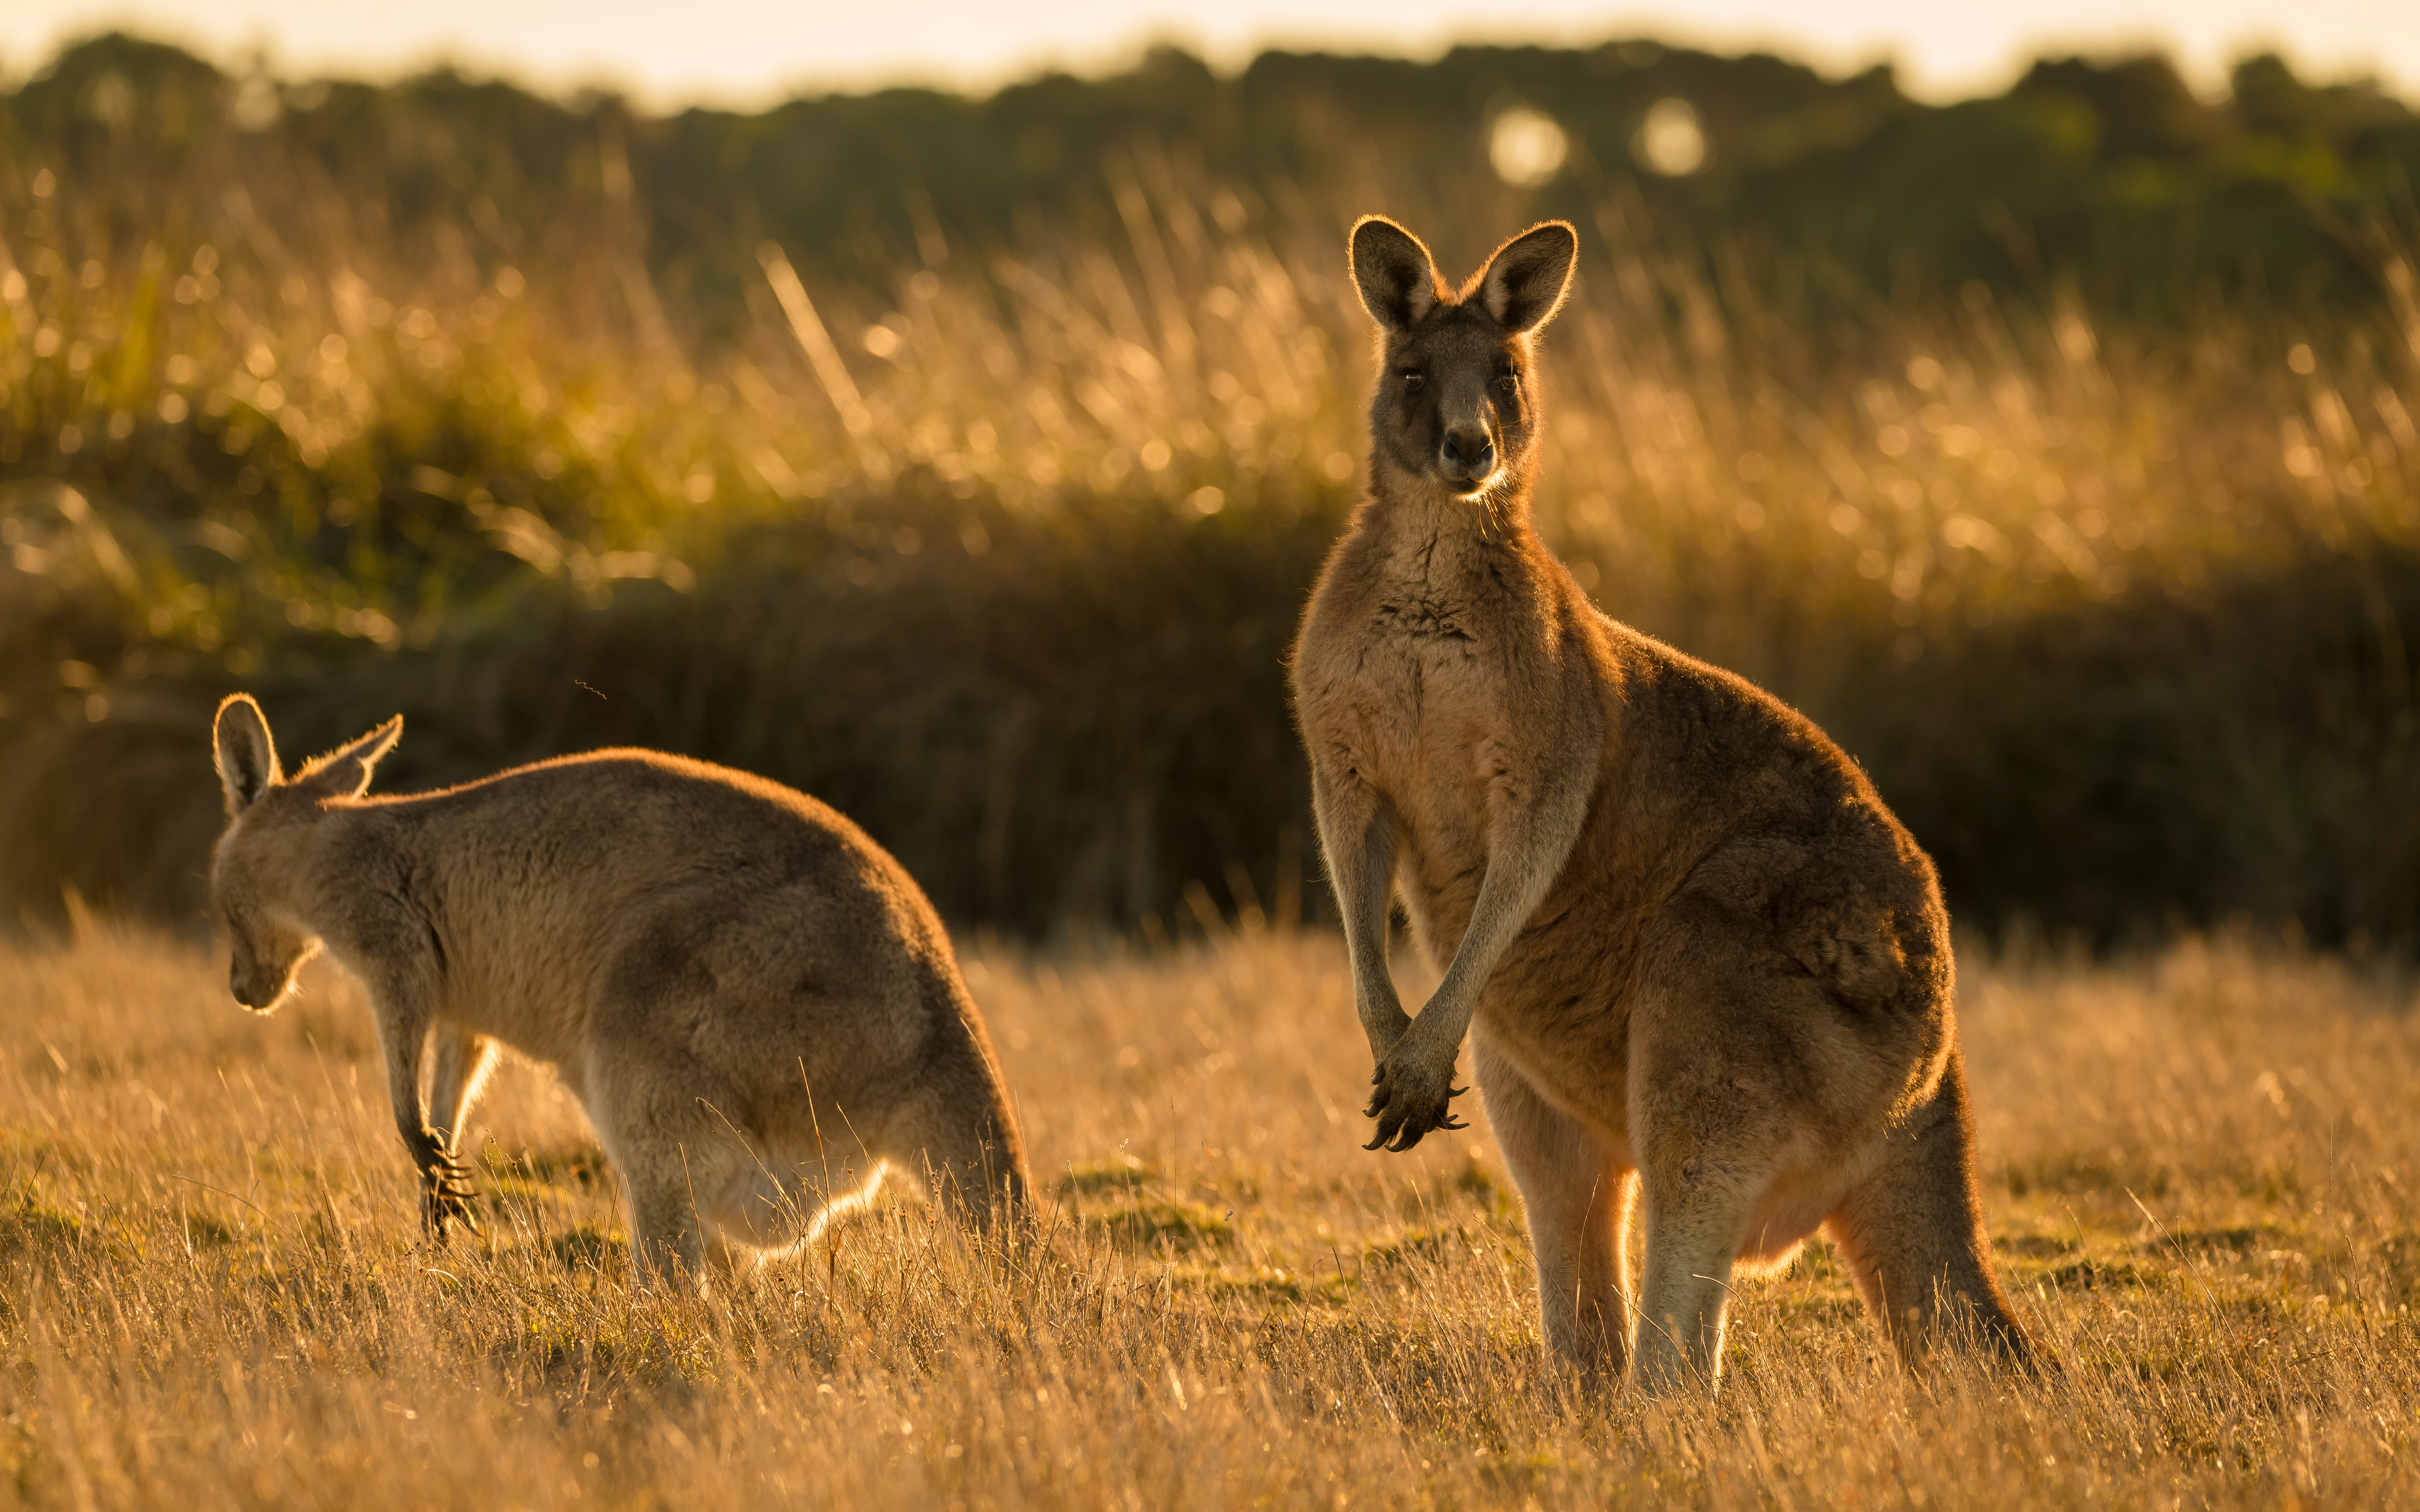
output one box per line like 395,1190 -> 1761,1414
1301,554 -> 1539,904
1320,561 -> 1510,748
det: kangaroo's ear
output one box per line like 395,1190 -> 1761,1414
214,694 -> 282,815
1476,221 -> 1578,336
1350,216 -> 1443,336
291,715 -> 402,802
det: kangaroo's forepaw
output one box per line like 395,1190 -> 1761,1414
422,1166 -> 481,1238
416,1138 -> 482,1238
1362,1048 -> 1468,1152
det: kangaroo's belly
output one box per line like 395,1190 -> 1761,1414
1479,990 -> 1888,1267
1474,1014 -> 1635,1155
437,932 -> 604,1073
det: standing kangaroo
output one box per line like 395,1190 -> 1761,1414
1290,217 -> 2031,1391
207,695 -> 1029,1284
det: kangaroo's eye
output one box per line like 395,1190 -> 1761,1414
1401,371 -> 1425,392
1497,373 -> 1519,392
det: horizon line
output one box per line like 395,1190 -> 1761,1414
2,18 -> 2403,117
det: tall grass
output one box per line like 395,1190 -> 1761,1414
5,920 -> 2419,1506
4,74 -> 2420,936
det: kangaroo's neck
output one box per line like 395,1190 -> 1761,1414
289,803 -> 421,942
1360,458 -> 1542,565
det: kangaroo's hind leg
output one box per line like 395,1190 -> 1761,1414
623,1124 -> 881,1288
1475,1030 -> 1634,1382
1626,914 -> 1815,1394
1630,1158 -> 1760,1393
619,1159 -> 718,1289
872,1042 -> 1032,1234
695,1153 -> 892,1277
1824,1047 -> 2034,1369
589,1045 -> 749,1291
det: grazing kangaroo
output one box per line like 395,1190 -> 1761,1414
1290,217 -> 2032,1391
207,695 -> 1029,1285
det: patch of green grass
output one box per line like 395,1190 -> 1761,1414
1448,1154 -> 1523,1229
1997,1232 -> 2087,1259
2151,1224 -> 2288,1258
0,1194 -> 84,1255
2041,1257 -> 2166,1292
544,1225 -> 622,1274
1054,1156 -> 1154,1196
2002,1148 -> 2173,1199
1192,1263 -> 1351,1307
483,1143 -> 607,1189
175,1210 -> 239,1248
1099,1197 -> 1232,1253
1361,1226 -> 1494,1272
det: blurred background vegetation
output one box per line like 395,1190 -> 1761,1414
4,31 -> 2420,945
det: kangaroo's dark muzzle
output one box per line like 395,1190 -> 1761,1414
230,959 -> 286,1012
1440,426 -> 1496,485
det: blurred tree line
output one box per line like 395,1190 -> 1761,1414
6,32 -> 2415,323
7,32 -> 2420,948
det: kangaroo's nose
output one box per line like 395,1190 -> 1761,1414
1440,426 -> 1495,484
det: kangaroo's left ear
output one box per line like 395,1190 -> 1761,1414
1350,215 -> 1445,336
290,715 -> 402,802
1477,221 -> 1578,336
214,694 -> 282,815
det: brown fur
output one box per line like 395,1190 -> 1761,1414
207,696 -> 1029,1286
1289,217 -> 2031,1390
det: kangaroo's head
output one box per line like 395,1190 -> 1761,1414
1349,215 -> 1578,501
209,694 -> 401,1012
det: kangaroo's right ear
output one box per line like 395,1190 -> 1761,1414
1476,220 -> 1578,336
213,694 -> 282,815
290,715 -> 402,803
1350,216 -> 1443,336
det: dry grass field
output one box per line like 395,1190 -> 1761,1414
5,916 -> 2418,1508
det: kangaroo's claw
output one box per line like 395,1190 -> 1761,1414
1361,1047 -> 1467,1152
418,1141 -> 483,1238
424,1188 -> 480,1238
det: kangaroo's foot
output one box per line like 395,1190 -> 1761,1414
1826,1053 -> 2037,1373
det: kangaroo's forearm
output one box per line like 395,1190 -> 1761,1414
378,1006 -> 435,1151
371,974 -> 482,1234
354,954 -> 446,1150
1312,764 -> 1409,1056
1407,753 -> 1596,1054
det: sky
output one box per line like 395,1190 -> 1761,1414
2,0 -> 2413,109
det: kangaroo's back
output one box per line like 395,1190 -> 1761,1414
312,751 -> 945,1059
363,749 -> 910,915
